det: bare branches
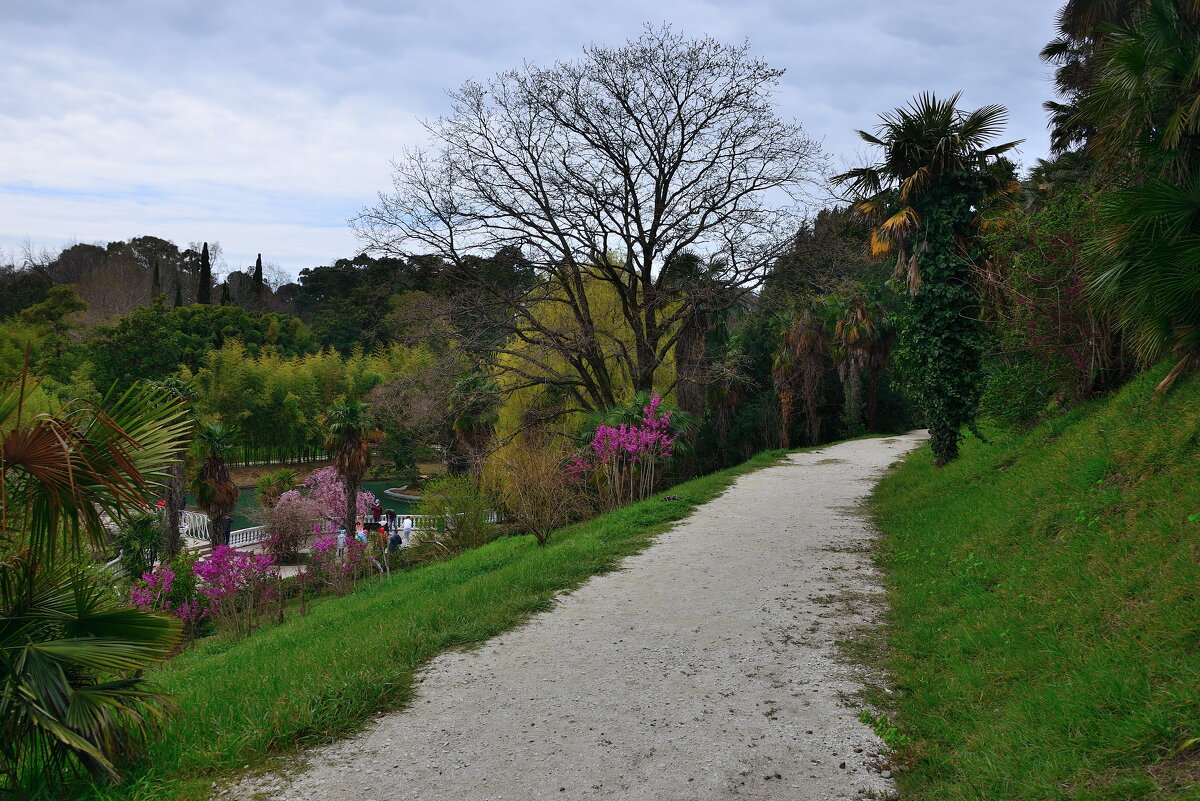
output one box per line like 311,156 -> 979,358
354,26 -> 822,412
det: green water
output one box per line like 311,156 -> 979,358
186,478 -> 413,532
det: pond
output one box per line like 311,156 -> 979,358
185,478 -> 415,532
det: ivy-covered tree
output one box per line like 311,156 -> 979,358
834,93 -> 1021,465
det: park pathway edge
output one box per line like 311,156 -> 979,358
228,431 -> 927,801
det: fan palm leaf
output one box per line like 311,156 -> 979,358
1,373 -> 186,791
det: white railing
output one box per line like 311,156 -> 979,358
181,512 -> 500,553
180,510 -> 210,540
230,525 -> 267,548
400,511 -> 499,533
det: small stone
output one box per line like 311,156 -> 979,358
840,762 -> 846,769
881,770 -> 893,779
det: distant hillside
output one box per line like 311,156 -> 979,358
873,364 -> 1200,800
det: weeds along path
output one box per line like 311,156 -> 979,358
230,432 -> 927,801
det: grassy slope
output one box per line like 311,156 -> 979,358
872,365 -> 1200,800
75,450 -> 785,801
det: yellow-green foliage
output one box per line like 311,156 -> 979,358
493,276 -> 678,456
192,341 -> 443,447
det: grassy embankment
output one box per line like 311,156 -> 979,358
73,450 -> 786,801
872,364 -> 1200,800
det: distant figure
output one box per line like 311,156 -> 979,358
336,527 -> 347,558
388,529 -> 403,553
385,508 -> 397,532
402,516 -> 414,547
371,499 -> 383,522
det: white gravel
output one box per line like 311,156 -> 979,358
227,431 -> 927,801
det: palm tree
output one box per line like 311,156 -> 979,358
1075,0 -> 1200,388
325,401 -> 374,533
774,303 -> 830,447
829,296 -> 877,436
833,93 -> 1021,465
0,373 -> 187,790
449,377 -> 499,484
147,376 -> 197,559
255,468 -> 300,509
193,423 -> 240,546
1040,0 -> 1145,152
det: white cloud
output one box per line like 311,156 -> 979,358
0,0 -> 1058,277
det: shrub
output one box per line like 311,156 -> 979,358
309,535 -> 370,596
254,468 -> 300,508
192,546 -> 277,636
572,393 -> 678,509
116,511 -> 161,582
490,435 -> 590,546
129,556 -> 207,643
414,476 -> 495,554
262,492 -> 322,564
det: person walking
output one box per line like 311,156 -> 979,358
402,515 -> 414,547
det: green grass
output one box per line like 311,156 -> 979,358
871,364 -> 1200,800
70,449 -> 786,801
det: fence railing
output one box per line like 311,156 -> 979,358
180,510 -> 210,541
180,512 -> 501,553
230,525 -> 267,548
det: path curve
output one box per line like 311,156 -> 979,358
231,432 -> 927,801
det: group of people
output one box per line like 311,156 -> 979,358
336,500 -> 415,556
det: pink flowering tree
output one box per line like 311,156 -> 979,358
262,492 -> 324,563
192,545 -> 278,636
572,393 -> 680,509
298,466 -> 375,528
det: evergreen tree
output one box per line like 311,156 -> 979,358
220,281 -> 230,306
197,242 -> 211,305
151,259 -> 162,298
254,253 -> 263,291
173,270 -> 183,307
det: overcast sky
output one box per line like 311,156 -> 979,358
0,0 -> 1060,278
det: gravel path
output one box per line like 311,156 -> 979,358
230,432 -> 927,801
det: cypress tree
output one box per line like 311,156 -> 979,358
197,242 -> 211,304
151,259 -> 162,298
173,269 -> 183,307
254,253 -> 263,289
220,281 -> 230,306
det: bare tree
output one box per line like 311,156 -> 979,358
354,25 -> 822,415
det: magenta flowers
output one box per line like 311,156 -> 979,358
193,545 -> 278,636
576,393 -> 678,508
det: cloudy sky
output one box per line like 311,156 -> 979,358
0,0 -> 1060,278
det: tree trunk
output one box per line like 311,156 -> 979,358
160,457 -> 185,559
344,474 -> 359,534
